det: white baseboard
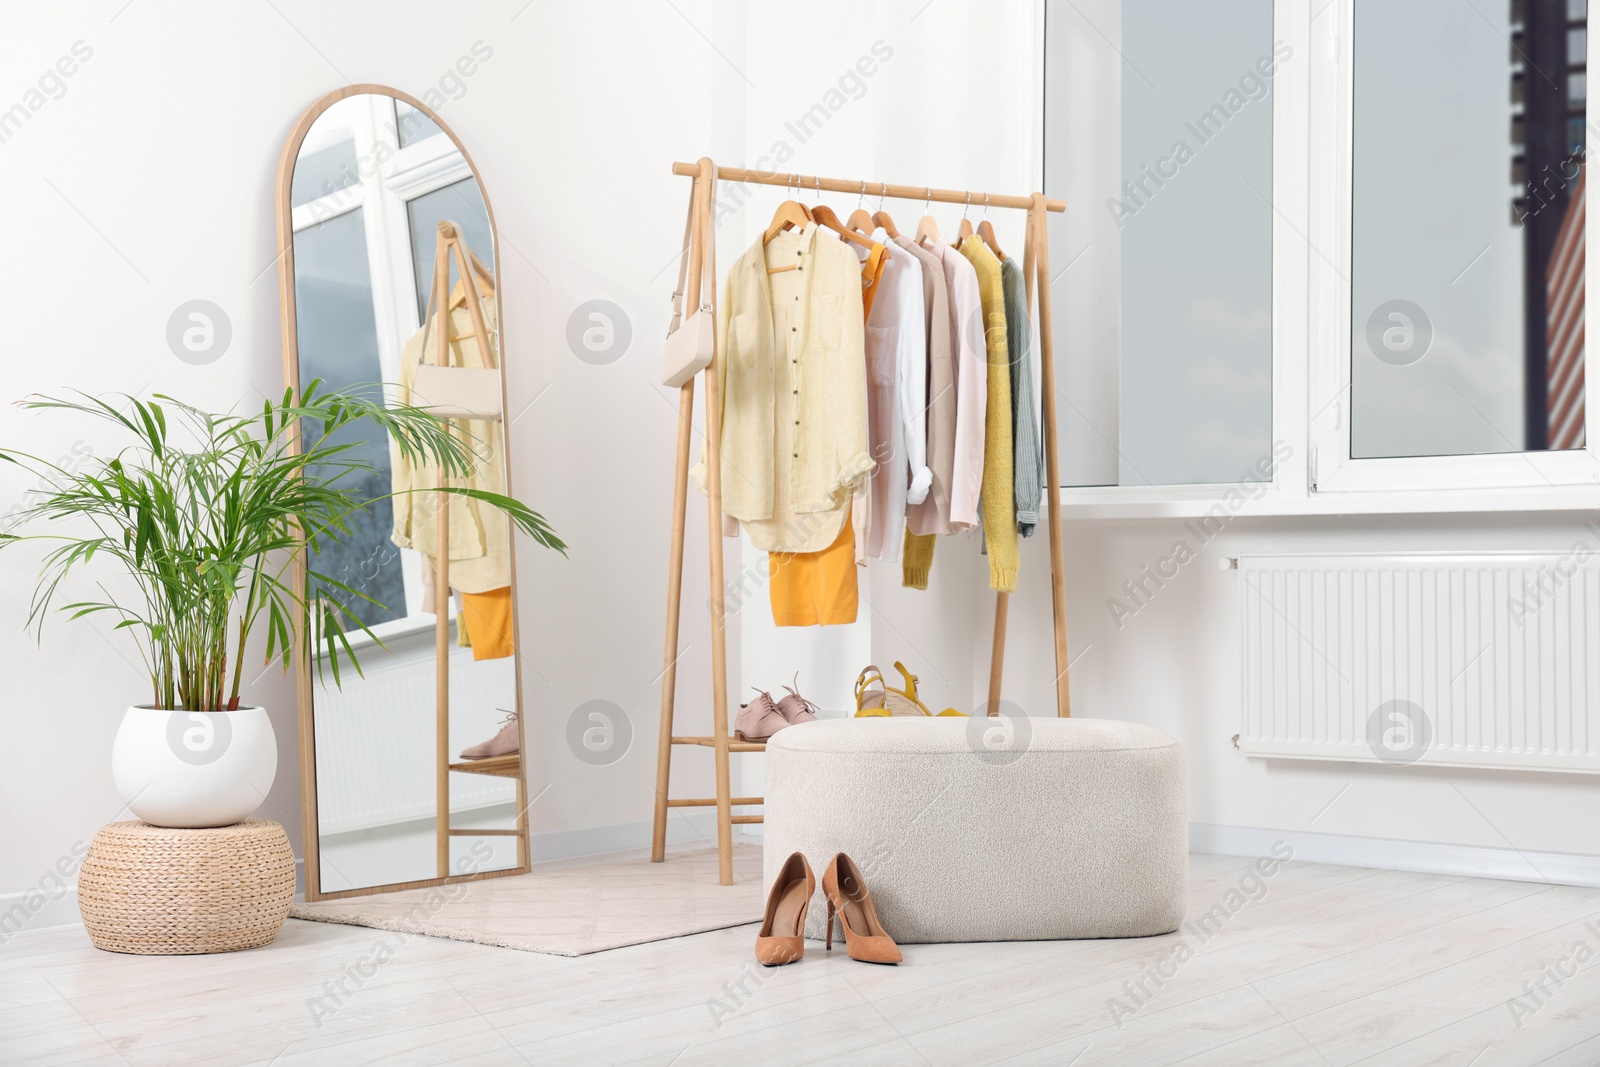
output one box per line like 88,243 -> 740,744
1191,822 -> 1600,888
0,884 -> 82,940
528,810 -> 729,863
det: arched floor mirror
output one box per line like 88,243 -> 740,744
275,85 -> 530,901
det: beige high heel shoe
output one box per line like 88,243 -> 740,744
823,853 -> 902,965
755,852 -> 815,966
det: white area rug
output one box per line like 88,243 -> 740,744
289,842 -> 762,957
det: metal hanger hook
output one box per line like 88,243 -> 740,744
924,186 -> 932,212
983,193 -> 990,220
962,191 -> 972,221
877,182 -> 888,212
857,180 -> 867,210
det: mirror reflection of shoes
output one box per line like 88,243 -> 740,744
735,690 -> 789,742
460,709 -> 520,759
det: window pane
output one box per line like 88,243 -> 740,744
395,101 -> 444,148
1351,0 -> 1586,457
290,136 -> 358,209
292,209 -> 407,627
1117,0 -> 1275,485
406,178 -> 494,323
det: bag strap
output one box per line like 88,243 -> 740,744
668,165 -> 717,337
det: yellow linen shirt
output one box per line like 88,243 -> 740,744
389,296 -> 510,594
692,225 -> 873,551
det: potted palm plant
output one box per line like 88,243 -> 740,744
0,382 -> 562,828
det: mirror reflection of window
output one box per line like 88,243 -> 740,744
292,209 -> 406,629
406,179 -> 493,323
1352,0 -> 1587,458
395,100 -> 444,148
289,95 -> 368,209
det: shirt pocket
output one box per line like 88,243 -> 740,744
811,294 -> 843,351
727,312 -> 761,370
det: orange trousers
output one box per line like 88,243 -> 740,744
460,586 -> 514,660
767,512 -> 858,627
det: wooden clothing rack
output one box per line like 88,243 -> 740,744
651,158 -> 1070,885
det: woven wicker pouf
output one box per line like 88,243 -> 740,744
78,819 -> 295,955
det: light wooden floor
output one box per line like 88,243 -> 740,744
6,851 -> 1600,1066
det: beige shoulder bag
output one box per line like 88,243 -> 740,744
660,167 -> 717,388
414,234 -> 504,422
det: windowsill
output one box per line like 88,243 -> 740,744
1056,483 -> 1600,521
329,607 -> 452,653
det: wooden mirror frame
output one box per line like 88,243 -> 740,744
274,84 -> 531,901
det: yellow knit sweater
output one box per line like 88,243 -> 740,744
958,236 -> 1018,592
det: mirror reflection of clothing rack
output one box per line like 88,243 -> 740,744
418,219 -> 528,879
651,158 -> 1072,886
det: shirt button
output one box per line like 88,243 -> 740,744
792,452 -> 799,458
792,327 -> 797,332
792,389 -> 798,395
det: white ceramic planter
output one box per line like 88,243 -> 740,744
111,706 -> 278,828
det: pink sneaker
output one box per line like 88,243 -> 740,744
776,675 -> 819,725
735,690 -> 789,742
460,710 -> 520,760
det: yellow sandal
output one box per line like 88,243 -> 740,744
853,662 -> 966,717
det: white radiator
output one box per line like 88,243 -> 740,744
314,640 -> 518,834
1239,552 -> 1600,773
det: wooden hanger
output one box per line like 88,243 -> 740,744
956,192 -> 976,244
861,182 -> 898,238
977,195 -> 1006,259
763,173 -> 814,246
763,200 -> 812,245
810,204 -> 879,251
913,187 -> 942,246
846,181 -> 878,236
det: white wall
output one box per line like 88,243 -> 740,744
0,0 -> 732,924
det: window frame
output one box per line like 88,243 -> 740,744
1046,0 -> 1600,517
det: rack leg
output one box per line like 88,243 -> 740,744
651,378 -> 694,862
435,472 -> 452,877
987,593 -> 1009,714
1030,195 -> 1072,717
694,156 -> 735,887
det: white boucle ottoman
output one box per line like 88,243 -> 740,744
762,717 -> 1186,944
